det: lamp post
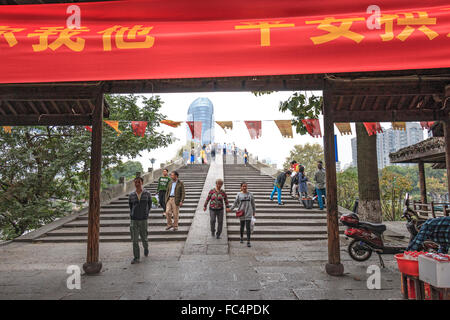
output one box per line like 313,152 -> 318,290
150,158 -> 155,170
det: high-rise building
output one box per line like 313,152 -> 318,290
186,97 -> 215,145
351,123 -> 424,169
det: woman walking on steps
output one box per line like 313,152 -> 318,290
228,182 -> 256,247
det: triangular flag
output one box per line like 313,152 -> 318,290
335,123 -> 352,135
363,122 -> 383,136
84,126 -> 92,132
392,122 -> 406,131
244,121 -> 262,139
3,126 -> 12,133
302,119 -> 322,138
216,121 -> 233,132
186,121 -> 202,140
274,120 -> 293,138
160,120 -> 182,128
104,120 -> 122,135
131,121 -> 148,137
420,121 -> 434,130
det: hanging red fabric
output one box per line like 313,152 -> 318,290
363,122 -> 383,136
244,121 -> 262,139
84,126 -> 92,132
420,121 -> 434,130
186,121 -> 202,140
131,121 -> 148,137
302,119 -> 322,138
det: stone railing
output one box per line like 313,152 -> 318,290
100,157 -> 184,203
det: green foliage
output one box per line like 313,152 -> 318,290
337,167 -> 359,210
380,167 -> 413,221
109,161 -> 144,185
283,143 -> 324,177
0,94 -> 173,240
278,92 -> 323,135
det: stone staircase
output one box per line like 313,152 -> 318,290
224,164 -> 342,241
34,164 -> 209,243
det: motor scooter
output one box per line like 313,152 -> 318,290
340,194 -> 436,267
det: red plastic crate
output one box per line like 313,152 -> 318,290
395,253 -> 419,277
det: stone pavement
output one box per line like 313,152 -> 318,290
0,233 -> 407,300
0,154 -> 410,300
183,154 -> 228,256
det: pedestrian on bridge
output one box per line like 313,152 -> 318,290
157,169 -> 170,217
314,161 -> 326,210
270,170 -> 291,206
128,177 -> 152,264
165,171 -> 185,232
228,182 -> 256,247
203,179 -> 229,239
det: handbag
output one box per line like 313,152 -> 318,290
236,210 -> 244,217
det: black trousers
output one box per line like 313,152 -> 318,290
240,220 -> 251,242
209,208 -> 224,235
158,190 -> 166,212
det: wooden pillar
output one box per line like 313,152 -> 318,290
83,93 -> 104,275
323,82 -> 344,276
418,161 -> 427,204
445,85 -> 450,203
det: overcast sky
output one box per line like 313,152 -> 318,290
130,91 -> 426,171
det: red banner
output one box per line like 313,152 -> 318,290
245,121 -> 262,139
186,121 -> 202,140
302,119 -> 322,138
364,122 -> 383,136
420,121 -> 435,130
131,121 -> 147,137
1,0 -> 450,84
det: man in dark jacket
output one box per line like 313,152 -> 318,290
165,171 -> 186,231
270,170 -> 291,206
128,177 -> 152,264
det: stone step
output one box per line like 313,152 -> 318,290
34,234 -> 187,243
65,219 -> 193,227
77,214 -> 195,220
227,234 -> 328,241
101,203 -> 197,209
227,219 -> 327,226
46,226 -> 190,236
227,226 -> 343,235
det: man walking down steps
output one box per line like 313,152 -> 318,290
128,177 -> 152,264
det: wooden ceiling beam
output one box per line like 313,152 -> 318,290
332,109 -> 448,123
0,114 -> 93,126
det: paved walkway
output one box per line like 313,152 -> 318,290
0,156 -> 410,300
183,154 -> 228,255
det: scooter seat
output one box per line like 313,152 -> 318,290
359,222 -> 387,233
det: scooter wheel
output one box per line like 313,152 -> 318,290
348,239 -> 372,261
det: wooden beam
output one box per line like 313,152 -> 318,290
444,85 -> 450,204
83,93 -> 103,275
323,81 -> 344,276
332,109 -> 447,123
0,86 -> 101,101
0,114 -> 92,126
418,161 -> 427,204
4,101 -> 17,115
27,101 -> 40,115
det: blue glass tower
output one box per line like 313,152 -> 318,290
186,97 -> 215,145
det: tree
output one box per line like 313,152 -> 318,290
337,167 -> 359,210
380,167 -> 413,221
355,123 -> 382,223
283,143 -> 324,176
0,94 -> 173,240
109,161 -> 144,185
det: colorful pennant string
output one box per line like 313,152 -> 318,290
302,119 -> 322,138
363,122 -> 383,136
244,121 -> 262,139
335,123 -> 352,135
160,120 -> 182,128
392,122 -> 406,131
274,120 -> 293,138
216,121 -> 233,132
131,121 -> 148,137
